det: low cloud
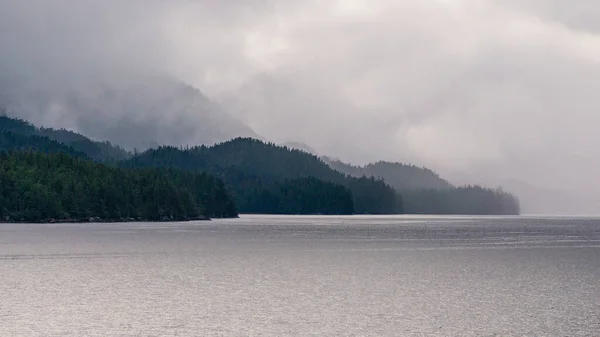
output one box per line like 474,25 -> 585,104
2,0 -> 600,211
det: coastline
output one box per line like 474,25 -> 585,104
0,215 -> 213,224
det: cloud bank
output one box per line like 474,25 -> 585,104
2,0 -> 600,212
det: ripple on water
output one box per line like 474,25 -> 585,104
1,215 -> 599,336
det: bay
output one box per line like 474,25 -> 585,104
1,215 -> 599,336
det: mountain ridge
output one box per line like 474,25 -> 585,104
0,71 -> 258,151
323,157 -> 454,191
122,137 -> 402,215
1,114 -> 519,216
0,115 -> 129,161
324,157 -> 520,215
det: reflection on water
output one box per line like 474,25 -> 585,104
1,215 -> 599,336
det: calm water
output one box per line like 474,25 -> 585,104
1,215 -> 599,336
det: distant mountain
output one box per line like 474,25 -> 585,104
0,70 -> 258,151
324,157 -> 520,215
0,129 -> 88,159
38,128 -> 129,161
217,74 -> 381,162
324,157 -> 453,190
2,112 -> 520,216
123,138 -> 401,215
0,115 -> 129,161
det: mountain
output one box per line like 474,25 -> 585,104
0,130 -> 88,159
217,74 -> 386,163
122,138 -> 401,215
324,158 -> 520,215
0,115 -> 129,161
1,113 -> 518,217
38,128 -> 129,162
0,116 -> 379,217
324,157 -> 453,190
0,70 -> 258,151
400,186 -> 520,215
0,116 -> 238,221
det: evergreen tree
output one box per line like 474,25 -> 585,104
0,151 -> 238,222
123,138 -> 400,215
325,158 -> 520,215
1,116 -> 130,162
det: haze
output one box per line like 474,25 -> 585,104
1,0 -> 599,214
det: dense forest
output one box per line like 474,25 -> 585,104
324,158 -> 453,190
122,138 -> 400,215
401,187 -> 520,215
0,114 -> 520,219
0,151 -> 237,222
0,131 -> 88,159
325,159 -> 521,215
0,115 -> 130,162
244,177 -> 355,215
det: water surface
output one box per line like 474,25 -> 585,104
1,215 -> 599,336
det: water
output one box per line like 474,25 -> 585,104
1,215 -> 599,336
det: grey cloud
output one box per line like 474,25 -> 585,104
220,1 -> 600,184
1,0 -> 600,213
501,0 -> 600,33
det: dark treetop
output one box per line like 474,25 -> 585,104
0,114 -> 520,219
123,138 -> 401,215
325,158 -> 520,215
0,151 -> 237,222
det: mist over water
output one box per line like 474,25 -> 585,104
1,215 -> 599,336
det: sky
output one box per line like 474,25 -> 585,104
1,0 -> 600,212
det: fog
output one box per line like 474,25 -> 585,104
1,0 -> 600,214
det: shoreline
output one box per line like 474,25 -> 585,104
0,215 -> 214,224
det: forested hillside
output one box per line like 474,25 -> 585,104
0,151 -> 237,222
325,158 -> 520,215
324,158 -> 453,190
0,131 -> 88,158
0,114 -> 519,218
401,186 -> 520,215
245,177 -> 355,215
0,116 -> 395,217
0,115 -> 130,161
123,138 -> 400,215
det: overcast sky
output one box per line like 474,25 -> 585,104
1,0 -> 600,201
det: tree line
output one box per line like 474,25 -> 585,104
324,158 -> 521,215
243,177 -> 355,215
401,186 -> 520,215
1,115 -> 130,162
0,115 -> 520,219
0,151 -> 237,222
122,138 -> 401,215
